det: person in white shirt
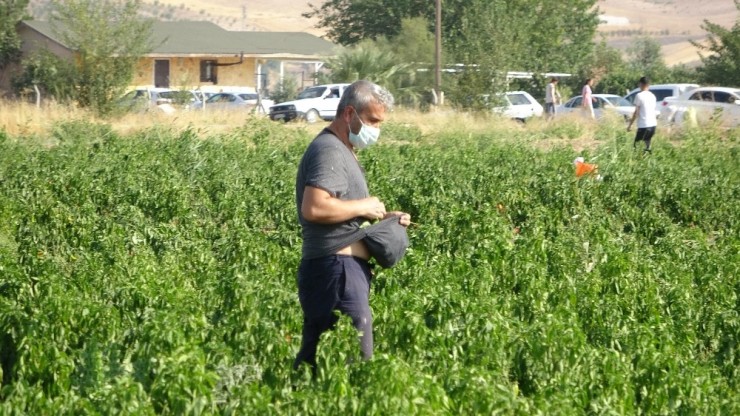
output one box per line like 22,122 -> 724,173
581,78 -> 596,119
627,76 -> 658,153
545,77 -> 561,119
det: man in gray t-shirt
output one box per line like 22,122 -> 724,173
293,80 -> 411,373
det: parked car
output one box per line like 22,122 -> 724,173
269,83 -> 350,123
624,83 -> 699,116
117,88 -> 210,113
117,87 -> 173,112
660,86 -> 740,127
156,90 -> 210,109
558,94 -> 635,120
193,92 -> 274,112
484,91 -> 543,122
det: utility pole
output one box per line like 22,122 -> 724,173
434,0 -> 443,105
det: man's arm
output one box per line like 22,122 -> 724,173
627,104 -> 640,131
301,185 -> 385,224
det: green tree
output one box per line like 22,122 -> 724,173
443,0 -> 517,106
269,75 -> 299,104
325,41 -> 422,105
586,39 -> 632,95
693,0 -> 740,86
320,17 -> 437,108
303,0 -> 432,46
444,0 -> 599,106
376,17 -> 435,66
664,64 -> 699,85
375,17 -> 437,107
0,0 -> 29,76
12,49 -> 77,101
626,36 -> 668,80
327,41 -> 409,85
307,0 -> 599,107
39,0 -> 153,114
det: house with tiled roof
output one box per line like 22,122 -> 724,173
13,20 -> 336,93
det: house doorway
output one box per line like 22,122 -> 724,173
154,60 -> 170,88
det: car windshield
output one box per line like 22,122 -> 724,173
651,89 -> 675,101
121,90 -> 147,100
238,94 -> 259,100
604,96 -> 634,107
297,87 -> 327,99
507,94 -> 531,106
206,94 -> 234,103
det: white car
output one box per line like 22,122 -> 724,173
118,87 -> 173,109
118,88 -> 211,112
269,83 -> 350,123
486,91 -> 543,122
156,90 -> 211,109
558,94 -> 635,120
193,92 -> 274,112
661,86 -> 740,127
624,83 -> 699,116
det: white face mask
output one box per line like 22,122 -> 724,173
348,110 -> 380,149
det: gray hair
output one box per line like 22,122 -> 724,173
336,80 -> 394,117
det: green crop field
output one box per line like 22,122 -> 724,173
0,117 -> 738,415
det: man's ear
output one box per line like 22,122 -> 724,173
342,105 -> 355,123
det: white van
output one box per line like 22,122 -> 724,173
623,83 -> 700,117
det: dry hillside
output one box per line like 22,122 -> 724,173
28,0 -> 320,35
597,0 -> 738,65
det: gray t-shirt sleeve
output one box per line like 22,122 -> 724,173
303,139 -> 348,198
296,131 -> 371,259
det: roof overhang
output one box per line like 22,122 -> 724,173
20,20 -> 337,61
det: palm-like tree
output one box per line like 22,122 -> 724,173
326,43 -> 425,107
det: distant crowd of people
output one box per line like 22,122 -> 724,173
546,76 -> 657,153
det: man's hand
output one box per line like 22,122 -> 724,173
385,211 -> 412,227
362,197 -> 386,220
628,106 -> 639,132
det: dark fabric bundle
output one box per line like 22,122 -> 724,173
362,216 -> 409,268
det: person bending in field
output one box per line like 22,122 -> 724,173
627,76 -> 658,154
293,80 -> 411,373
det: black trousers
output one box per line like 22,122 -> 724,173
293,255 -> 374,371
634,126 -> 656,152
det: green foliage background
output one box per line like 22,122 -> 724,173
0,0 -> 29,72
694,0 -> 740,87
12,0 -> 153,115
0,119 -> 738,414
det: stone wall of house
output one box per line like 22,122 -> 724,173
132,57 -> 257,92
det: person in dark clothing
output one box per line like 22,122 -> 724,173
293,80 -> 411,373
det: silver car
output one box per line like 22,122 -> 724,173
194,92 -> 274,112
558,94 -> 635,120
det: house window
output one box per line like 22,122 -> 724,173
200,60 -> 217,83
